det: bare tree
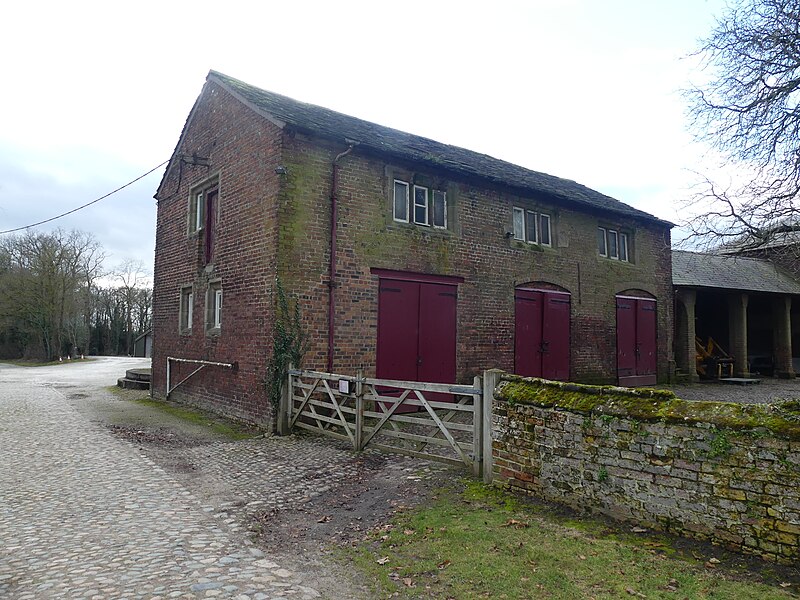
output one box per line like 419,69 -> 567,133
685,0 -> 800,253
0,230 -> 102,359
115,259 -> 149,355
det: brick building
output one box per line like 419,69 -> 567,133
152,71 -> 674,426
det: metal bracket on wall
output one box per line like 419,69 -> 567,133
166,356 -> 236,399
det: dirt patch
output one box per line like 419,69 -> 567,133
106,423 -> 205,448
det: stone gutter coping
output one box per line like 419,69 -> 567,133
496,374 -> 800,440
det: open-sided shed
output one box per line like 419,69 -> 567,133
673,250 -> 800,381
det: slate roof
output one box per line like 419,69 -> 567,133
672,250 -> 800,294
205,70 -> 670,226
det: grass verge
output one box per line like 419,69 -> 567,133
106,386 -> 261,441
349,480 -> 798,599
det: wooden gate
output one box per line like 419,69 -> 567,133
280,368 -> 486,476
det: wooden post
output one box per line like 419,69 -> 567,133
472,375 -> 483,478
482,369 -> 501,484
355,368 -> 364,451
277,363 -> 292,436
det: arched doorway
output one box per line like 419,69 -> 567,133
514,284 -> 571,380
616,290 -> 657,386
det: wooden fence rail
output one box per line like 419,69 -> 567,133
279,367 -> 487,476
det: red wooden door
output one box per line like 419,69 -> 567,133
616,297 -> 637,380
636,299 -> 657,378
376,278 -> 457,408
515,289 -> 570,380
514,290 -> 543,377
542,293 -> 571,380
418,283 -> 457,385
616,296 -> 657,386
376,280 -> 419,382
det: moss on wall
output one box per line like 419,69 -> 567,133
496,375 -> 800,440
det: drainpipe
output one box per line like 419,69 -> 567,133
328,143 -> 354,373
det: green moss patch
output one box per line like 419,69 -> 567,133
497,376 -> 800,440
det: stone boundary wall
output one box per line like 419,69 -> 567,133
491,375 -> 800,563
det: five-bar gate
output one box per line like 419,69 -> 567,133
279,368 -> 488,476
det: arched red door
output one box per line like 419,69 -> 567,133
515,288 -> 570,380
616,295 -> 657,386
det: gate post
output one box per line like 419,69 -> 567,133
472,375 -> 483,478
355,369 -> 364,450
277,363 -> 292,436
482,370 -> 501,483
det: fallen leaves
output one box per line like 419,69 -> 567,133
377,556 -> 390,565
501,519 -> 529,529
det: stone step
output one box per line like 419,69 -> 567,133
117,377 -> 150,390
125,368 -> 151,382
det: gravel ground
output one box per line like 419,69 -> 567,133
666,376 -> 800,404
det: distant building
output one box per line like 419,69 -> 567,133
133,330 -> 152,358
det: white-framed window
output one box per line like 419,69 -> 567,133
179,286 -> 193,332
413,185 -> 429,225
393,179 -> 447,228
512,207 -> 552,246
393,180 -> 409,223
598,227 -> 630,262
188,176 -> 219,236
214,289 -> 222,328
206,283 -> 222,331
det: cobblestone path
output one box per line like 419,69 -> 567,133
0,380 -> 321,599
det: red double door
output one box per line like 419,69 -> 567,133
616,296 -> 657,386
376,279 -> 457,390
514,289 -> 571,380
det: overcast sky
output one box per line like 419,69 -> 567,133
0,0 -> 726,274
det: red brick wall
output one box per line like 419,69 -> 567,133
153,88 -> 674,427
152,81 -> 283,424
277,133 -> 674,385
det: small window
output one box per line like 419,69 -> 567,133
597,227 -> 608,256
189,177 -> 219,237
512,207 -> 552,245
526,211 -> 538,244
189,191 -> 205,233
619,233 -> 628,262
214,289 -> 222,328
179,287 -> 193,332
432,190 -> 447,228
539,214 -> 551,246
393,180 -> 409,222
207,283 -> 222,331
608,230 -> 619,259
413,185 -> 429,225
512,207 -> 525,240
393,178 -> 447,230
598,227 -> 631,262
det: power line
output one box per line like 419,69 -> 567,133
0,160 -> 169,235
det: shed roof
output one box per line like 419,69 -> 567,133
201,70 -> 670,226
672,250 -> 800,294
